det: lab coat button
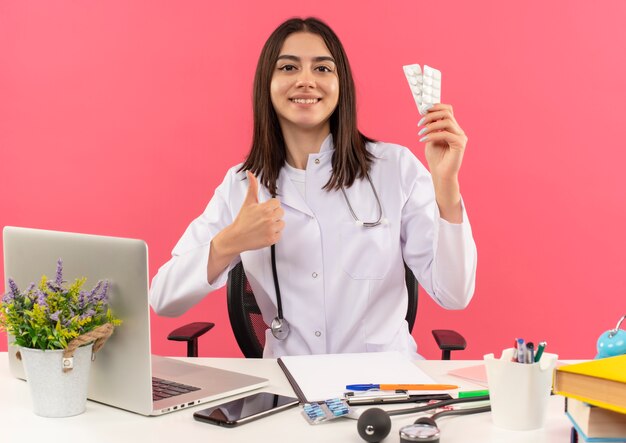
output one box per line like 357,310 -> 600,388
312,272 -> 318,278
314,158 -> 320,164
315,331 -> 322,337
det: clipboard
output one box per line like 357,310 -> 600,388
276,351 -> 443,403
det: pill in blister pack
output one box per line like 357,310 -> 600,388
301,398 -> 351,424
403,64 -> 442,115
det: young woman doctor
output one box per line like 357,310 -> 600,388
150,17 -> 477,359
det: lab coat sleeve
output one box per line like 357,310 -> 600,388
149,170 -> 241,317
400,151 -> 477,310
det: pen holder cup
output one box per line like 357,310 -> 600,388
484,349 -> 558,431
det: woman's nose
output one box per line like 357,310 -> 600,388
295,70 -> 315,88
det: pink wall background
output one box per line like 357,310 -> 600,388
2,1 -> 625,360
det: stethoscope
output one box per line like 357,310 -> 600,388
340,173 -> 386,228
269,173 -> 385,340
356,395 -> 491,443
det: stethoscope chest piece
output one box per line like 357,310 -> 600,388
271,316 -> 290,340
269,238 -> 290,340
399,417 -> 440,443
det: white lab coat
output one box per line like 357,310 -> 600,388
150,135 -> 477,359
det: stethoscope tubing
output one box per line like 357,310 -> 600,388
341,173 -> 384,228
270,244 -> 283,320
269,172 -> 384,340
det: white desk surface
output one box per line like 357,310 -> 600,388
0,354 -> 573,443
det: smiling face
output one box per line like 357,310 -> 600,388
270,32 -> 340,135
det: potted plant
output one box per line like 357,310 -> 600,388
0,258 -> 120,417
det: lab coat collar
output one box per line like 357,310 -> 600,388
261,133 -> 335,217
319,133 -> 385,160
320,133 -> 334,153
275,133 -> 335,217
317,133 -> 384,158
275,168 -> 314,216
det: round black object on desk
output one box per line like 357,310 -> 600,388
357,408 -> 392,442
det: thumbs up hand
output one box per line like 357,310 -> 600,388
229,171 -> 285,252
242,170 -> 260,206
206,171 -> 285,284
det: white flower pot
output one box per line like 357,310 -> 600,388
19,343 -> 93,417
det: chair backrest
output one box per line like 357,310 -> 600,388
227,262 -> 419,358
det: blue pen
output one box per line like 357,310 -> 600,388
346,383 -> 458,391
516,338 -> 526,364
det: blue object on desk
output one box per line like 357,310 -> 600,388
596,314 -> 626,359
346,383 -> 458,391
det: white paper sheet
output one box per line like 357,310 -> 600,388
278,351 -> 439,402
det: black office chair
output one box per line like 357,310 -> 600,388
168,262 -> 467,359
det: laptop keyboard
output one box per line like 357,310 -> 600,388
152,377 -> 201,401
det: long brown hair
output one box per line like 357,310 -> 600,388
239,17 -> 374,196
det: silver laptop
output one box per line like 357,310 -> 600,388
2,226 -> 268,415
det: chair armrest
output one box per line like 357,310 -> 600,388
431,329 -> 467,360
167,322 -> 215,358
167,322 -> 215,341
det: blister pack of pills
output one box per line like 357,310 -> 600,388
301,398 -> 352,424
402,64 -> 442,115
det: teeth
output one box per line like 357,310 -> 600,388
291,98 -> 319,104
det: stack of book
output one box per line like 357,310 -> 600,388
553,354 -> 626,442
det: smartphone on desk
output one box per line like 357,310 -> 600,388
193,392 -> 299,427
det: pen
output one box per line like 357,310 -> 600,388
517,338 -> 526,364
344,391 -> 410,404
534,341 -> 547,362
345,384 -> 458,391
526,342 -> 535,364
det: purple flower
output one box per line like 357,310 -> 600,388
36,291 -> 48,307
27,290 -> 40,304
26,283 -> 35,292
8,278 -> 20,298
50,310 -> 62,322
80,309 -> 96,320
100,280 -> 110,302
55,258 -> 63,286
46,281 -> 60,292
87,281 -> 103,303
1,291 -> 13,304
78,290 -> 87,308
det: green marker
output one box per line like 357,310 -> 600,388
534,341 -> 547,362
458,389 -> 489,398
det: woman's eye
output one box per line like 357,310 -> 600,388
316,66 -> 333,73
279,65 -> 297,72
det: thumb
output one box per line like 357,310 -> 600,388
243,171 -> 259,205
